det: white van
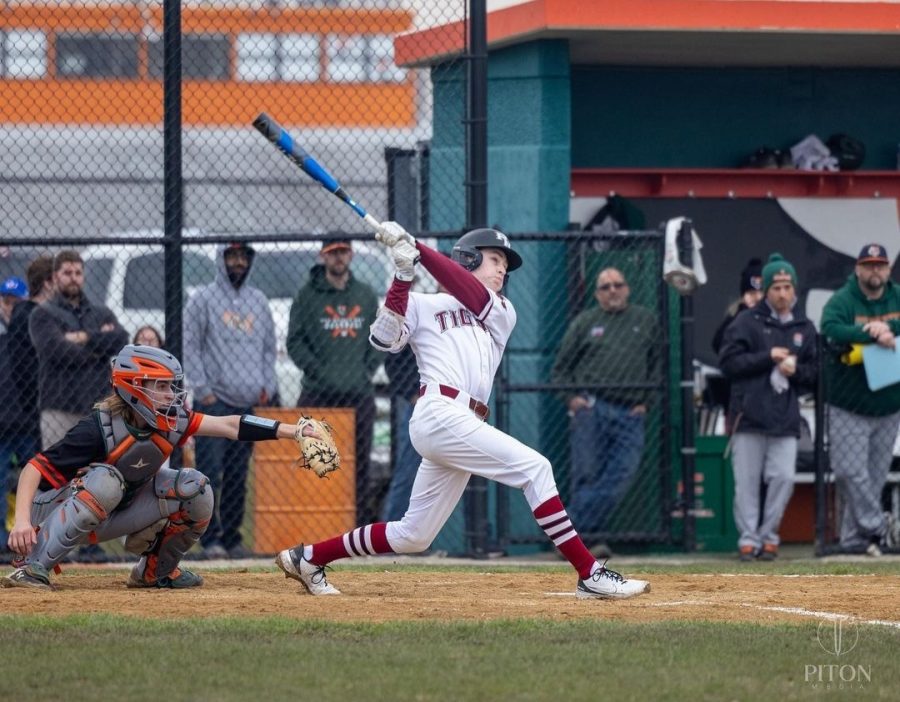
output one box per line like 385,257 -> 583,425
80,231 -> 395,404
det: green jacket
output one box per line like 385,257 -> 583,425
551,303 -> 658,407
286,265 -> 380,401
821,273 -> 900,416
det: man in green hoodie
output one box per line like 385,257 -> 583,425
287,238 -> 380,523
821,243 -> 900,556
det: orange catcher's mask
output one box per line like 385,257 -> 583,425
112,344 -> 187,431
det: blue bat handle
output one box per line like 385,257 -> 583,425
256,112 -> 369,219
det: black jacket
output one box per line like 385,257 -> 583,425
29,292 -> 128,414
718,300 -> 817,437
1,300 -> 40,435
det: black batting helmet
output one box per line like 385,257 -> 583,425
451,228 -> 522,273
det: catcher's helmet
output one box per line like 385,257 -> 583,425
451,228 -> 522,273
112,345 -> 186,431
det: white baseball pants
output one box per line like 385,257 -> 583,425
385,393 -> 559,553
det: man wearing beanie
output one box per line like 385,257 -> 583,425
821,243 -> 900,556
719,252 -> 817,561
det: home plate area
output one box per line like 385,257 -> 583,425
3,569 -> 898,628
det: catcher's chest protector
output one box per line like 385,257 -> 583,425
97,409 -> 190,489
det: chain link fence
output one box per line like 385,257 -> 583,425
1,0 -> 468,238
1,227 -> 685,561
0,0 -> 469,562
497,231 -> 674,554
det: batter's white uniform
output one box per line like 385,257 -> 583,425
385,288 -> 559,553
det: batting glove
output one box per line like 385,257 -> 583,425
376,221 -> 415,247
392,240 -> 420,282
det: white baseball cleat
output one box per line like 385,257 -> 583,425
576,565 -> 650,600
275,547 -> 341,595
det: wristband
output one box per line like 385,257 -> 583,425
238,415 -> 281,441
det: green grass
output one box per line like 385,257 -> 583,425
1,615 -> 896,701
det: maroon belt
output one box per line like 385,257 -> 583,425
419,384 -> 489,422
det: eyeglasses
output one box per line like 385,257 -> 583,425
597,282 -> 626,291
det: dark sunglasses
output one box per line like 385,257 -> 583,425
597,282 -> 626,291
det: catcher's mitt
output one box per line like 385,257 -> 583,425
295,416 -> 341,478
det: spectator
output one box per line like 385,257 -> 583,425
711,258 -> 764,355
287,238 -> 380,523
821,243 -> 900,556
719,253 -> 817,561
708,258 -> 764,429
29,250 -> 129,449
0,277 -> 28,328
7,257 -> 54,451
133,325 -> 164,348
380,346 -> 421,522
183,242 -> 277,560
0,276 -> 31,562
551,267 -> 658,552
2,259 -> 54,564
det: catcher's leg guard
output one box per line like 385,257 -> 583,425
27,464 -> 125,571
130,468 -> 213,585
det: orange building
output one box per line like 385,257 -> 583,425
0,1 -> 416,127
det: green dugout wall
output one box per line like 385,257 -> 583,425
571,66 -> 900,169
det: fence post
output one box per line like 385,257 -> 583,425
814,333 -> 828,556
678,219 -> 697,552
162,0 -> 184,359
462,0 -> 491,557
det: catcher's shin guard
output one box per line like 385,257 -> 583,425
27,464 -> 126,570
131,468 -> 213,583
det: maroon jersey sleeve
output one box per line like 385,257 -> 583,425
384,277 -> 413,316
415,241 -> 491,316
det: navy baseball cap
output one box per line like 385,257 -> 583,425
0,276 -> 28,299
857,244 -> 889,264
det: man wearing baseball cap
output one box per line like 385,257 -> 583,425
287,236 -> 380,523
719,253 -> 818,561
821,243 -> 900,556
0,276 -> 28,326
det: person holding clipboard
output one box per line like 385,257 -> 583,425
821,243 -> 900,556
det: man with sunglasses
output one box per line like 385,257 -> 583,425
551,267 -> 658,550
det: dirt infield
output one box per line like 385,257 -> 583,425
4,567 -> 899,627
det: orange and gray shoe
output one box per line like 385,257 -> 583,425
127,557 -> 203,589
758,543 -> 778,561
738,545 -> 757,562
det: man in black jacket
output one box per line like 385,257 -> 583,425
1,259 -> 54,563
719,253 -> 817,561
29,250 -> 128,449
7,257 -> 54,450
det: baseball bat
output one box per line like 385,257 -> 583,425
252,112 -> 385,237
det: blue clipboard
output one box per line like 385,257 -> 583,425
862,344 -> 900,391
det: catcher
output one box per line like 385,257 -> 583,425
3,344 -> 338,591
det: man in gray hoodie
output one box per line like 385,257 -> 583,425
183,242 -> 277,559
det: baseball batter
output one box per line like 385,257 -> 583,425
3,344 -> 335,590
276,224 -> 650,599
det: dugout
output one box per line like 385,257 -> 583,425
396,0 -> 900,555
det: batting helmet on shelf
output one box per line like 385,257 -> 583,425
451,228 -> 523,272
112,345 -> 187,431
